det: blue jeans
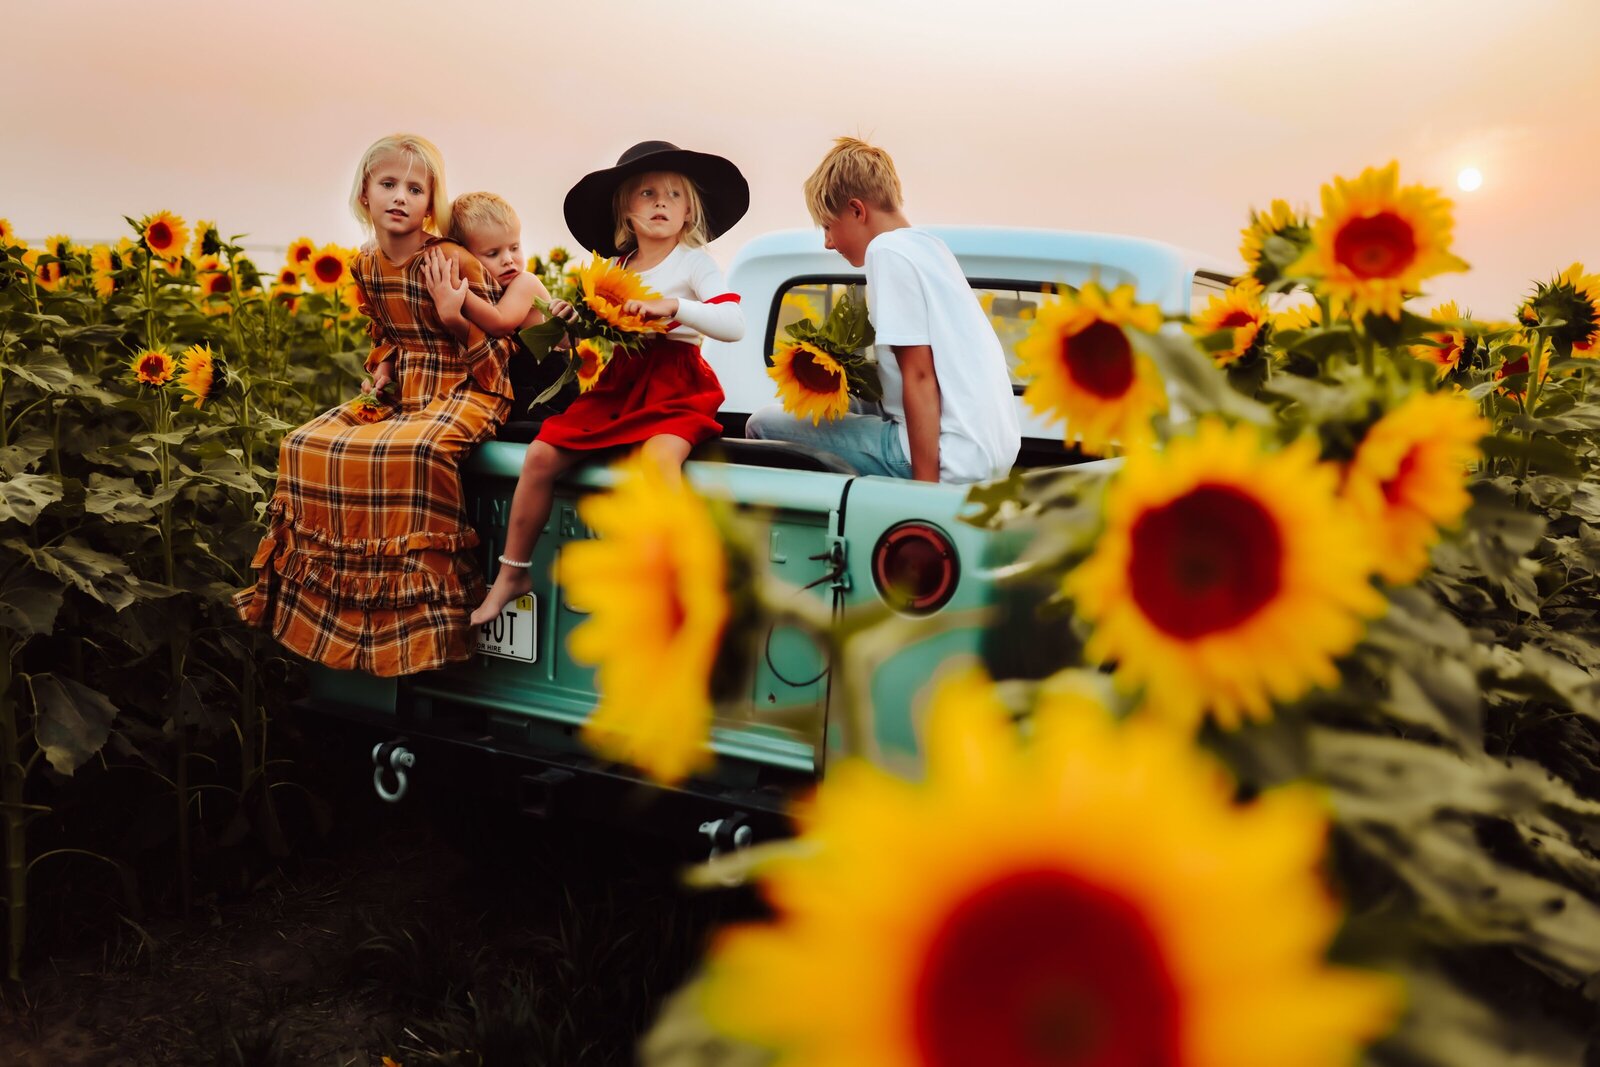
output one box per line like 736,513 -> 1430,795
745,403 -> 913,478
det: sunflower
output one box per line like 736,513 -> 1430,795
307,244 -> 352,292
1342,392 -> 1486,586
129,349 -> 177,386
577,252 -> 672,334
350,395 -> 389,423
89,244 -> 122,298
1495,341 -> 1549,401
176,343 -> 224,408
574,338 -> 609,392
769,341 -> 850,424
1524,263 -> 1600,357
706,668 -> 1399,1067
1407,300 -> 1472,379
1068,421 -> 1383,729
1288,162 -> 1467,320
191,219 -> 220,259
199,265 -> 233,299
561,454 -> 729,785
1187,278 -> 1270,366
1014,281 -> 1168,454
141,210 -> 189,261
1272,301 -> 1323,334
285,237 -> 316,274
547,246 -> 569,266
21,249 -> 64,292
1238,199 -> 1311,284
0,218 -> 17,248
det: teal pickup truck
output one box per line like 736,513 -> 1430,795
307,228 -> 1230,852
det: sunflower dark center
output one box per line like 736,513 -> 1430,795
148,222 -> 172,249
138,355 -> 168,379
792,349 -> 843,395
1217,310 -> 1256,329
293,245 -> 311,263
1382,449 -> 1421,506
913,869 -> 1181,1067
1333,211 -> 1417,280
1061,320 -> 1134,399
578,347 -> 600,378
1128,484 -> 1283,638
208,273 -> 232,294
313,257 -> 342,284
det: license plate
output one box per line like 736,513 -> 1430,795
477,595 -> 536,661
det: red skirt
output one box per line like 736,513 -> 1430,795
536,337 -> 724,450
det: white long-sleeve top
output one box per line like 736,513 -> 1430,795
625,244 -> 745,344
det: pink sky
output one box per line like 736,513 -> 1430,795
6,0 -> 1598,315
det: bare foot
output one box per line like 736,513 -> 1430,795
470,565 -> 534,627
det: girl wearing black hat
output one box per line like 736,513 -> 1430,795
469,141 -> 750,626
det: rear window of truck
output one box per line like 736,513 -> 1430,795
770,279 -> 1066,392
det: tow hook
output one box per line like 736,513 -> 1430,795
371,739 -> 415,803
698,811 -> 755,875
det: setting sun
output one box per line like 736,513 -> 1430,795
1458,166 -> 1484,192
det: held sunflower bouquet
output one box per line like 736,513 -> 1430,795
348,379 -> 397,424
769,287 -> 882,425
516,252 -> 672,405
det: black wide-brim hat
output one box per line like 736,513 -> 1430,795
563,140 -> 750,258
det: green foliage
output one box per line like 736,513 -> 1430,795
0,222 -> 363,978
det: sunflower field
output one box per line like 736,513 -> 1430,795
6,156 -> 1600,1064
566,163 -> 1600,1065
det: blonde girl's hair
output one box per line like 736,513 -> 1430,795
802,136 -> 904,227
612,171 -> 709,255
449,192 -> 520,245
349,133 -> 451,235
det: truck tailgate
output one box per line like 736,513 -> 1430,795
407,443 -> 847,783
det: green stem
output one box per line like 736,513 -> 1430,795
143,255 -> 157,349
156,397 -> 191,914
1,631 -> 26,981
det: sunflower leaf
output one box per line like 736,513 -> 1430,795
0,472 -> 64,526
25,672 -> 120,776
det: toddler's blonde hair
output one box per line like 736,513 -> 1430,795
449,191 -> 519,246
612,171 -> 709,254
349,133 -> 450,236
803,137 -> 904,227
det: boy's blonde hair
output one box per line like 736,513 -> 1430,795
612,171 -> 709,254
349,133 -> 451,236
449,191 -> 519,246
803,137 -> 904,227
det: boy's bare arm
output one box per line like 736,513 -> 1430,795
462,273 -> 545,336
895,344 -> 941,482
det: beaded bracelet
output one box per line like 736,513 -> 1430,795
497,554 -> 532,569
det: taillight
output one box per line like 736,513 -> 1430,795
871,522 -> 958,614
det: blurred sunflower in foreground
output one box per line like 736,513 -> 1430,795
706,669 -> 1398,1067
562,455 -> 731,785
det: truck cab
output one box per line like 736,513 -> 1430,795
308,228 -> 1230,848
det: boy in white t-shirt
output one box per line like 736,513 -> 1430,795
746,137 -> 1020,483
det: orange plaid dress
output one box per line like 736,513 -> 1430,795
235,238 -> 514,676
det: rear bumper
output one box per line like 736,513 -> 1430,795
295,695 -> 798,850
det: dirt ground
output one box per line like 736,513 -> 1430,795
0,726 -> 742,1067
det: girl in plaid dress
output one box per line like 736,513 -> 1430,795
235,134 -> 522,675
469,141 -> 749,626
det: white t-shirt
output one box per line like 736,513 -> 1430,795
864,228 -> 1021,483
627,244 -> 745,344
